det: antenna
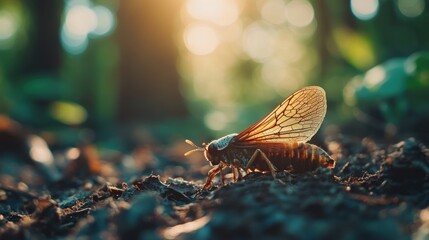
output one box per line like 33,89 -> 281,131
184,139 -> 204,156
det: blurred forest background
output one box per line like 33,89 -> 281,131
1,0 -> 429,176
2,2 -> 429,239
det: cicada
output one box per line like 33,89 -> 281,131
185,86 -> 335,189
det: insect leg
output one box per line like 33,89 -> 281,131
245,149 -> 277,179
237,168 -> 243,180
232,159 -> 243,182
203,165 -> 221,190
245,151 -> 259,173
257,149 -> 278,179
236,167 -> 244,181
203,163 -> 227,190
232,166 -> 238,182
219,162 -> 226,186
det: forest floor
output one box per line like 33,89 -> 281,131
0,122 -> 429,239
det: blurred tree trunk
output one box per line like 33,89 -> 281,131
314,0 -> 331,76
7,0 -> 63,128
21,0 -> 63,76
117,1 -> 187,123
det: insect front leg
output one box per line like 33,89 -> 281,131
219,162 -> 226,186
245,149 -> 277,179
202,166 -> 220,190
202,163 -> 226,190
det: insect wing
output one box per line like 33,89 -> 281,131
235,86 -> 327,144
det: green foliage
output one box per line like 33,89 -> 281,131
344,52 -> 429,125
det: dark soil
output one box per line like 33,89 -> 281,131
1,133 -> 429,239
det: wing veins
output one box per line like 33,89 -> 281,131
235,86 -> 327,144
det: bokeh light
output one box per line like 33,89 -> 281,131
61,0 -> 115,55
61,27 -> 89,55
261,59 -> 288,86
261,59 -> 303,93
363,66 -> 386,88
350,0 -> 379,20
285,0 -> 315,28
66,147 -> 81,160
28,135 -> 54,165
261,0 -> 287,25
186,0 -> 239,26
180,0 -> 319,132
61,2 -> 95,54
91,6 -> 115,36
0,11 -> 17,40
64,4 -> 97,38
242,21 -> 275,62
0,10 -> 18,49
49,101 -> 88,125
204,110 -> 229,131
184,23 -> 219,55
397,0 -> 425,18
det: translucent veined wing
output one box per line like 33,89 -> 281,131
234,86 -> 327,144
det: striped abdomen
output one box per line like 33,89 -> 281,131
235,142 -> 335,173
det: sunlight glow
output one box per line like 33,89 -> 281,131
397,0 -> 425,18
285,0 -> 315,28
261,60 -> 288,86
261,0 -> 287,25
350,0 -> 379,20
261,60 -> 302,92
243,22 -> 275,62
184,24 -> 219,55
0,11 -> 17,41
186,0 -> 239,26
205,110 -> 229,131
180,0 -> 319,127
